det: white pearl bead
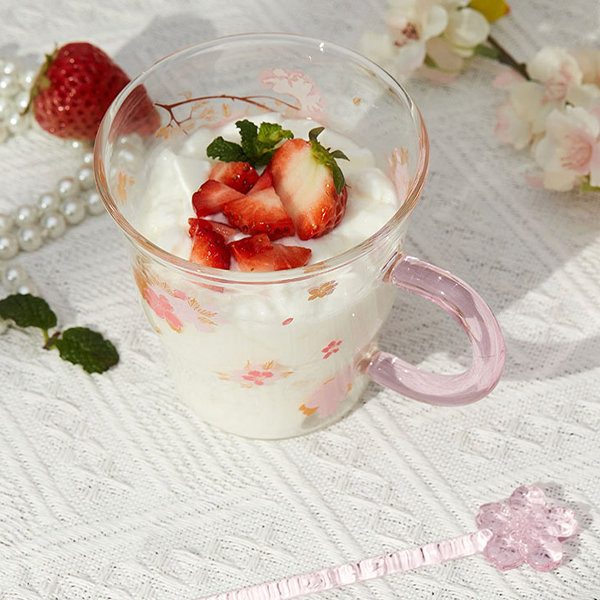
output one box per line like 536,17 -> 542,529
2,61 -> 17,76
17,281 -> 37,296
7,111 -> 29,135
2,264 -> 27,291
17,224 -> 44,251
84,189 -> 105,215
0,213 -> 14,234
0,74 -> 17,96
0,233 -> 19,259
40,211 -> 67,239
82,151 -> 94,165
0,96 -> 11,120
37,192 -> 60,214
14,204 -> 38,227
0,318 -> 9,335
56,177 -> 79,200
14,91 -> 30,113
19,69 -> 36,89
60,198 -> 86,225
76,166 -> 94,190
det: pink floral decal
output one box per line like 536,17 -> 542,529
308,280 -> 337,301
282,317 -> 294,326
322,340 -> 342,359
217,360 -> 293,389
299,366 -> 353,419
476,486 -> 578,572
388,146 -> 411,201
261,68 -> 326,119
144,287 -> 183,332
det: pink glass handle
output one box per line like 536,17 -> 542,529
367,255 -> 505,406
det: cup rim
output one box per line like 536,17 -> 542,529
94,32 -> 430,285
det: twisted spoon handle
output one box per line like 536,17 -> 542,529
198,529 -> 493,600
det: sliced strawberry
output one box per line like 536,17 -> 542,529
209,161 -> 259,193
250,169 -> 273,193
269,138 -> 348,240
188,218 -> 237,241
223,186 -> 294,240
191,180 -> 245,217
229,234 -> 311,272
189,227 -> 231,269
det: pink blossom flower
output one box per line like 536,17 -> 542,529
220,361 -> 292,388
144,287 -> 182,331
261,68 -> 325,118
535,105 -> 600,190
241,370 -> 275,386
300,366 -> 353,419
321,340 -> 342,359
477,486 -> 577,572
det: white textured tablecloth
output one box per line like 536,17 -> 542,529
1,1 -> 599,598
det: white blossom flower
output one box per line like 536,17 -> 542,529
362,0 -> 492,80
534,106 -> 600,191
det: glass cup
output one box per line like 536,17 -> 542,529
95,34 -> 505,439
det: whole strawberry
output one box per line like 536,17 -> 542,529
30,42 -> 158,140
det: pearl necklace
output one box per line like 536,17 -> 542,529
0,55 -> 106,302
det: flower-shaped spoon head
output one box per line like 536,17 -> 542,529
476,486 -> 578,572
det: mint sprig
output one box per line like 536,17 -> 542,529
207,120 -> 293,166
308,127 -> 349,194
0,293 -> 119,374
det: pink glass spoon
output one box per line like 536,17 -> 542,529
197,486 -> 578,600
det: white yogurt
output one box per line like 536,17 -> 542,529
136,116 -> 398,265
127,116 -> 406,438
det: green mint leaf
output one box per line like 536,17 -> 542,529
0,294 -> 57,331
257,122 -> 293,146
206,136 -> 248,162
236,119 -> 259,160
235,120 -> 294,166
54,327 -> 119,374
473,43 -> 500,59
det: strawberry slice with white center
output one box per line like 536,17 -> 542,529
208,161 -> 259,193
188,217 -> 237,241
249,169 -> 273,193
229,234 -> 311,272
223,185 -> 294,240
189,221 -> 231,269
269,128 -> 349,240
192,180 -> 244,217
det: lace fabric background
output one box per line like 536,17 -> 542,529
1,0 -> 599,598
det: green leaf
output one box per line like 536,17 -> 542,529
331,163 -> 345,195
257,122 -> 293,146
580,179 -> 600,192
0,294 -> 57,331
236,120 -> 293,166
54,327 -> 119,374
474,43 -> 500,59
309,128 -> 348,194
423,54 -> 439,69
308,127 -> 324,141
330,149 -> 349,161
236,119 -> 259,159
206,136 -> 248,162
